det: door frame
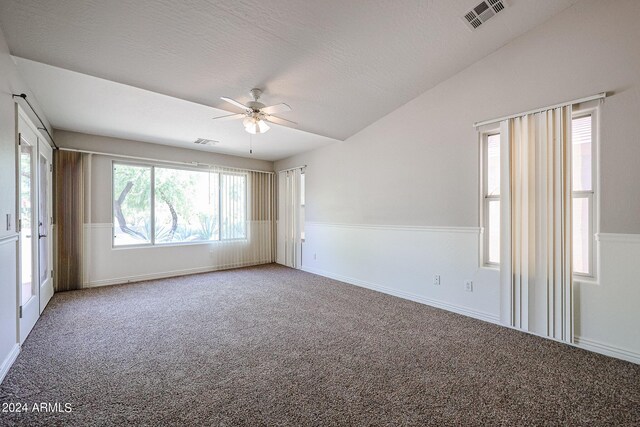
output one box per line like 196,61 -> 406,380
17,110 -> 39,344
38,139 -> 53,313
16,106 -> 54,344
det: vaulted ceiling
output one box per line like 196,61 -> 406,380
0,0 -> 581,160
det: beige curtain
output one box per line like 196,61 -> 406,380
504,106 -> 573,341
53,150 -> 85,291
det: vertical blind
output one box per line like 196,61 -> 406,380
277,168 -> 303,268
502,106 -> 573,342
211,167 -> 275,269
53,150 -> 86,291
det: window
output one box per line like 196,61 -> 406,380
483,133 -> 501,265
113,162 -> 247,246
113,164 -> 152,246
220,173 -> 247,240
154,167 -> 219,243
478,108 -> 598,277
572,113 -> 596,276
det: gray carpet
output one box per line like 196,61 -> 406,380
0,264 -> 638,426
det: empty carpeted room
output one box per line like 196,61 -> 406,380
0,0 -> 639,425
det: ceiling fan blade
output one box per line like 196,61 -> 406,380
221,97 -> 250,111
212,113 -> 245,121
261,103 -> 292,115
265,115 -> 297,126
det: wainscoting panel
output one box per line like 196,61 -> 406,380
0,234 -> 18,384
301,223 -> 640,364
573,233 -> 640,364
300,222 -> 501,324
82,223 -> 273,287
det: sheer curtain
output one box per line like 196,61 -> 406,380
502,106 -> 573,341
210,167 -> 275,269
277,168 -> 302,268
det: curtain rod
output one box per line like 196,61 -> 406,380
277,165 -> 307,173
58,147 -> 274,174
12,93 -> 59,149
473,92 -> 607,128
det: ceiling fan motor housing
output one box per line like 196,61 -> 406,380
250,88 -> 263,100
247,88 -> 265,111
246,100 -> 265,111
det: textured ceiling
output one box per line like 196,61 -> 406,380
0,0 -> 580,154
14,57 -> 338,161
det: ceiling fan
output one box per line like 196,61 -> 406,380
213,88 -> 296,134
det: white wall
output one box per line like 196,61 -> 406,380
0,24 -> 52,382
301,223 -> 500,323
574,235 -> 640,362
276,0 -> 640,363
54,130 -> 275,287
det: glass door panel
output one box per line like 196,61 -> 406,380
38,154 -> 48,284
20,143 -> 34,306
19,114 -> 43,344
38,139 -> 54,313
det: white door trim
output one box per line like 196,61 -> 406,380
38,138 -> 54,313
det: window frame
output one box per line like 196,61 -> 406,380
218,170 -> 248,241
111,160 -> 248,248
300,171 -> 305,242
476,105 -> 599,277
111,161 -> 154,248
481,130 -> 501,268
571,106 -> 599,279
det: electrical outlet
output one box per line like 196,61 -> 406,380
313,253 -> 317,260
465,280 -> 473,292
433,274 -> 441,285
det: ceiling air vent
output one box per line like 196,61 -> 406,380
462,0 -> 507,31
194,138 -> 219,146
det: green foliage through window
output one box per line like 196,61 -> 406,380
113,163 -> 246,246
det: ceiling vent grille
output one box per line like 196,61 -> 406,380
194,138 -> 219,146
462,0 -> 507,31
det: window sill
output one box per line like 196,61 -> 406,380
573,275 -> 599,286
480,263 -> 500,272
112,238 -> 248,250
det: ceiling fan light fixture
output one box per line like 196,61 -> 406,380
218,89 -> 291,134
245,123 -> 258,134
257,119 -> 270,133
243,116 -> 270,134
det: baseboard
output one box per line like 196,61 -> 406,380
84,259 -> 273,288
0,344 -> 20,385
299,266 -> 640,365
574,336 -> 640,364
300,266 -> 501,325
